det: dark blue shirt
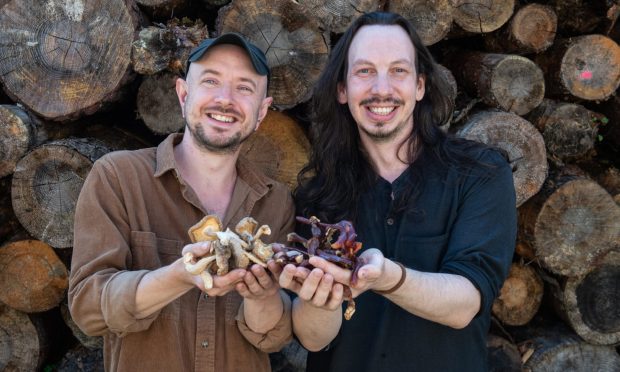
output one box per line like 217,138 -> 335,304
307,149 -> 517,372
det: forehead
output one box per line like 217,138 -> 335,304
347,25 -> 416,66
190,44 -> 260,77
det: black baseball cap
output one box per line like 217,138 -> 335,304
185,33 -> 270,80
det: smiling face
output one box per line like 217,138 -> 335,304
338,25 -> 425,144
176,44 -> 272,154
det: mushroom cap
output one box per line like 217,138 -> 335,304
235,217 -> 258,237
188,215 -> 223,243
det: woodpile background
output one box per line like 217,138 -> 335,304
0,0 -> 619,371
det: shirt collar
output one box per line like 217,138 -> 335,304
153,133 -> 273,194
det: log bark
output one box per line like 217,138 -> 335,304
57,344 -> 103,372
60,302 -> 103,350
451,0 -> 515,33
11,138 -> 112,248
131,19 -> 209,76
216,0 -> 330,110
135,0 -> 184,15
492,262 -> 544,326
598,95 -> 620,151
0,304 -> 50,372
388,0 -> 453,46
0,239 -> 68,313
0,0 -> 140,121
447,52 -> 545,115
483,3 -> 557,54
295,0 -> 379,34
518,166 -> 620,277
548,0 -> 607,35
0,105 -> 47,178
533,35 -> 620,101
519,321 -> 620,371
487,334 -> 521,372
456,109 -> 548,207
597,167 -> 620,204
201,0 -> 231,8
546,250 -> 620,345
137,72 -> 184,134
526,99 -> 599,162
0,176 -> 25,244
240,110 -> 310,190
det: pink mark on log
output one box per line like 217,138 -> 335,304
580,70 -> 593,80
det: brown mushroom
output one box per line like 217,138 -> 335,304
188,214 -> 223,243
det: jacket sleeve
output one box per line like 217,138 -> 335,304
68,157 -> 161,337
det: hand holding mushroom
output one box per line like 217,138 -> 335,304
183,215 -> 276,290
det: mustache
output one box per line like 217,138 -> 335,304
360,96 -> 404,106
204,105 -> 241,117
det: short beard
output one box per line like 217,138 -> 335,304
187,121 -> 248,154
360,121 -> 404,142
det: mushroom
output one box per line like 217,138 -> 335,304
188,215 -> 222,243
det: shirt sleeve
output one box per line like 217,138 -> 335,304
235,290 -> 293,352
439,150 -> 517,316
68,157 -> 161,337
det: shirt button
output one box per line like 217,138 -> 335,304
386,218 -> 394,225
201,340 -> 209,348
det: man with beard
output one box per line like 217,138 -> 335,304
277,12 -> 516,371
69,34 -> 294,372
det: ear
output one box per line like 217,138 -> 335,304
416,74 -> 426,102
255,96 -> 273,131
175,77 -> 188,118
337,82 -> 348,104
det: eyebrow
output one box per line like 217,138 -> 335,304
198,69 -> 258,89
351,58 -> 414,66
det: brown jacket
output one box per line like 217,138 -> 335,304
68,134 -> 295,372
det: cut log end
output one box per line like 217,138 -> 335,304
510,4 -> 557,53
0,0 -> 138,120
560,35 -> 620,101
240,110 -> 309,189
533,179 -> 620,277
457,110 -> 547,207
0,240 -> 68,313
389,0 -> 453,46
492,263 -> 544,326
452,0 -> 515,33
217,0 -> 329,109
491,55 -> 545,115
11,139 -> 112,248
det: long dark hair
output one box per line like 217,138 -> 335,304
295,12 -> 491,222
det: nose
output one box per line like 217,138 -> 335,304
371,72 -> 393,96
214,84 -> 233,107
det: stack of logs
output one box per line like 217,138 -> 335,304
0,0 -> 619,371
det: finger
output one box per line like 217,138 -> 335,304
298,268 -> 324,302
181,241 -> 212,256
236,282 -> 251,297
213,268 -> 246,289
267,260 -> 283,277
250,265 -> 274,289
308,256 -> 352,284
279,265 -> 300,291
292,266 -> 311,281
325,283 -> 345,310
311,274 -> 334,307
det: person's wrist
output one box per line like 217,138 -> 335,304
373,260 -> 406,295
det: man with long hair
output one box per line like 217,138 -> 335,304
278,12 -> 516,371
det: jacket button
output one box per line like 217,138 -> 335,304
202,340 -> 209,348
386,218 -> 394,225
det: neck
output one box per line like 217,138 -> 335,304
174,132 -> 239,217
360,130 -> 414,183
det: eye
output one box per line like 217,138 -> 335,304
202,78 -> 217,86
238,85 -> 254,93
